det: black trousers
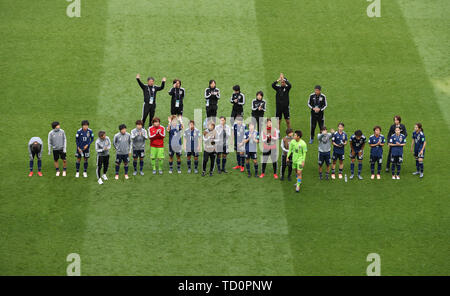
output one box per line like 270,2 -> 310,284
262,149 -> 278,174
231,109 -> 243,120
310,112 -> 325,139
281,154 -> 293,177
96,155 -> 110,179
252,115 -> 263,133
206,105 -> 218,118
142,103 -> 156,128
202,151 -> 216,172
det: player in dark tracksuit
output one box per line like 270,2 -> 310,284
230,85 -> 245,120
271,73 -> 292,129
251,91 -> 266,133
169,79 -> 185,116
136,74 -> 166,128
205,80 -> 220,119
307,85 -> 327,144
385,115 -> 407,172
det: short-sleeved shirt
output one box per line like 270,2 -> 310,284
332,131 -> 348,154
350,134 -> 366,151
390,134 -> 406,156
288,139 -> 307,163
184,128 -> 200,153
244,130 -> 259,153
369,134 -> 385,158
412,131 -> 425,152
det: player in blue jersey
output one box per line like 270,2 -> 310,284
184,120 -> 201,174
411,123 -> 426,178
167,115 -> 183,174
388,126 -> 406,180
349,130 -> 366,180
241,122 -> 259,178
331,123 -> 348,179
75,120 -> 94,178
368,126 -> 385,180
232,116 -> 246,172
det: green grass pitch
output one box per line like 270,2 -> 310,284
0,0 -> 449,275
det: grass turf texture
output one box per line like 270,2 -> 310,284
0,0 -> 449,275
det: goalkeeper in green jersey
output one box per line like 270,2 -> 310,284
287,130 -> 307,193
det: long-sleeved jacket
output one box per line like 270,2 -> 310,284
308,93 -> 327,115
28,137 -> 43,159
205,87 -> 220,107
272,79 -> 292,107
251,98 -> 266,117
131,128 -> 148,150
387,123 -> 407,140
137,78 -> 165,105
168,87 -> 185,109
281,135 -> 293,156
113,132 -> 132,155
95,136 -> 111,156
230,92 -> 245,113
48,129 -> 67,153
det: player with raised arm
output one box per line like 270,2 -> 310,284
230,85 -> 245,120
184,120 -> 201,174
113,124 -> 132,180
331,123 -> 348,179
136,74 -> 166,128
317,126 -> 333,180
75,120 -> 94,178
388,126 -> 406,180
168,79 -> 185,117
411,123 -> 426,178
131,120 -> 148,176
241,122 -> 259,178
349,130 -> 366,180
232,115 -> 246,172
148,117 -> 166,175
95,130 -> 111,185
287,130 -> 307,193
272,73 -> 292,129
48,121 -> 67,177
280,128 -> 294,181
28,137 -> 43,177
167,115 -> 183,174
215,116 -> 231,173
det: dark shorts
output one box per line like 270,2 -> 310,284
186,152 -> 199,157
318,151 -> 331,166
169,146 -> 182,157
391,155 -> 403,164
116,154 -> 129,164
75,148 -> 90,159
133,149 -> 145,158
332,151 -> 344,161
53,150 -> 66,161
216,145 -> 229,154
171,106 -> 183,116
276,106 -> 290,120
414,150 -> 425,159
245,152 -> 257,160
370,155 -> 383,164
231,109 -> 243,119
349,149 -> 363,160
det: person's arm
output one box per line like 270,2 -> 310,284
402,124 -> 407,138
387,125 -> 394,139
321,94 -> 327,111
180,88 -> 185,100
156,79 -> 165,91
160,127 -> 166,138
149,127 -> 156,139
63,131 -> 67,153
128,135 -> 132,154
48,131 -> 52,154
239,93 -> 245,105
410,138 -> 414,153
168,87 -> 174,96
28,142 -> 32,156
307,95 -> 314,110
262,100 -> 266,112
420,141 -> 426,154
285,79 -> 292,90
251,99 -> 257,111
271,81 -> 278,90
113,134 -> 119,150
89,130 -> 94,145
205,88 -> 211,99
75,131 -> 81,150
143,129 -> 148,140
136,74 -> 145,89
216,89 -> 220,99
95,140 -> 103,153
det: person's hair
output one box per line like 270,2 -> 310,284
219,116 -> 225,120
320,126 -> 327,131
170,115 -> 177,122
209,79 -> 216,87
189,120 -> 195,125
338,122 -> 345,127
295,130 -> 303,138
286,128 -> 293,135
209,121 -> 216,128
394,115 -> 401,123
81,120 -> 89,126
235,115 -> 243,121
173,79 -> 181,86
31,142 -> 41,154
355,130 -> 363,137
152,117 -> 160,123
147,77 -> 155,82
256,90 -> 264,97
416,122 -> 423,131
98,130 -> 106,138
232,85 -> 240,92
118,124 -> 127,131
248,122 -> 255,128
135,120 -> 143,126
266,118 -> 272,123
315,85 -> 322,90
51,121 -> 59,129
373,125 -> 381,132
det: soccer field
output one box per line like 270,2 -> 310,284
0,0 -> 449,275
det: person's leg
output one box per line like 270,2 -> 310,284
370,160 -> 375,175
187,155 -> 192,169
37,157 -> 42,172
261,151 -> 269,174
210,153 -> 216,173
169,152 -> 173,171
202,152 -> 208,172
216,152 -> 221,171
115,158 -> 121,175
176,154 -> 181,171
386,146 -> 392,170
310,115 -> 317,140
377,159 -> 382,175
397,162 -> 401,176
246,157 -> 251,175
96,156 -> 102,179
350,158 -> 355,175
288,155 -> 293,178
419,157 -> 424,173
83,158 -> 88,173
139,155 -> 144,172
104,155 -> 109,175
149,105 -> 155,129
281,154 -> 287,178
338,159 -> 343,175
253,158 -> 259,176
76,157 -> 81,173
29,156 -> 34,172
221,153 -> 227,171
142,103 -> 149,127
194,155 -> 199,170
133,155 -> 138,172
358,159 -> 363,176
